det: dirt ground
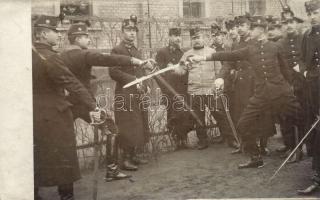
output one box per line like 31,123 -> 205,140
40,135 -> 320,200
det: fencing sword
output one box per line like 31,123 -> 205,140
217,89 -> 240,145
123,61 -> 190,89
269,116 -> 320,182
90,103 -> 107,200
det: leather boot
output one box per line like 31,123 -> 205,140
297,182 -> 319,195
121,159 -> 138,171
287,148 -> 303,164
197,140 -> 209,150
131,156 -> 148,165
238,156 -> 264,169
105,164 -> 131,182
276,146 -> 289,153
58,184 -> 74,200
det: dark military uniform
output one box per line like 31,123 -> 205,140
301,24 -> 320,177
60,45 -> 134,122
33,42 -> 96,187
211,38 -> 302,159
279,31 -> 308,152
155,45 -> 191,145
109,41 -> 150,154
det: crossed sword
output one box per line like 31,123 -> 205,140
123,61 -> 241,145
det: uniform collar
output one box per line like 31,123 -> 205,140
65,44 -> 83,50
121,39 -> 135,50
33,42 -> 54,51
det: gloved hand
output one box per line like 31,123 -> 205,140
89,108 -> 107,125
214,78 -> 224,90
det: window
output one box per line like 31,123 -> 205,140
60,0 -> 92,16
183,0 -> 205,18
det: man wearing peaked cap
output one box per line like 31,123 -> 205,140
110,15 -> 152,172
250,15 -> 268,28
67,23 -> 88,36
188,13 -> 303,170
296,0 -> 320,195
276,7 -> 307,167
60,21 -> 153,181
154,27 -> 191,150
32,15 -> 100,200
33,15 -> 59,30
267,17 -> 283,42
175,27 -> 238,150
121,15 -> 139,32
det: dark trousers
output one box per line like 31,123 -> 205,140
237,93 -> 302,156
189,94 -> 234,143
306,74 -> 320,172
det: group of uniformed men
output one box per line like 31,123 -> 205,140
33,0 -> 320,199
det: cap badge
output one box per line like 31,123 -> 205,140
45,19 -> 50,24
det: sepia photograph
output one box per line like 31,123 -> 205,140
2,0 -> 320,199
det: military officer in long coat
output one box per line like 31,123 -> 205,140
188,16 -> 302,169
297,0 -> 320,194
109,16 -> 150,171
277,16 -> 307,163
32,15 -> 99,200
59,23 -> 150,181
154,27 -> 191,149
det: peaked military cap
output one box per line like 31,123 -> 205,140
305,0 -> 320,14
67,23 -> 88,36
250,16 -> 268,28
190,27 -> 201,38
268,17 -> 282,30
33,15 -> 59,30
236,14 -> 251,25
169,27 -> 181,36
122,15 -> 139,32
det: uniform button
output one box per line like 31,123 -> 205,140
317,65 -> 320,67
265,78 -> 268,80
261,59 -> 265,62
290,39 -> 293,42
237,60 -> 241,63
239,77 -> 243,80
262,65 -> 266,68
293,61 -> 297,65
291,50 -> 295,53
261,52 -> 264,55
315,52 -> 318,55
293,56 -> 296,58
172,59 -> 176,61
316,58 -> 319,62
261,45 -> 264,48
317,32 -> 320,35
264,72 -> 267,74
291,45 -> 295,48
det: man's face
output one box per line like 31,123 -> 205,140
250,26 -> 265,39
122,28 -> 137,41
43,29 -> 59,46
191,34 -> 204,48
309,8 -> 320,26
229,27 -> 239,39
268,27 -> 282,38
212,34 -> 224,45
286,20 -> 298,33
76,35 -> 90,49
169,35 -> 182,49
238,23 -> 250,36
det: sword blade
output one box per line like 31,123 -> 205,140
123,64 -> 180,88
269,116 -> 320,182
